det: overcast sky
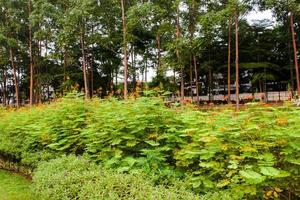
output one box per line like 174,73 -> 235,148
246,9 -> 275,25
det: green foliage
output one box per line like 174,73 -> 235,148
0,95 -> 300,198
32,155 -> 200,200
174,104 -> 300,198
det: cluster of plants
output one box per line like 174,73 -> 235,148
32,155 -> 203,200
0,94 -> 299,199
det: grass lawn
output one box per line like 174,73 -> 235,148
0,170 -> 34,200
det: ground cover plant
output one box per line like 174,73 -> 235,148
32,155 -> 203,200
0,94 -> 299,199
0,169 -> 34,200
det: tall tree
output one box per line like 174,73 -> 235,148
290,13 -> 300,96
228,18 -> 232,103
235,8 -> 240,110
28,0 -> 34,106
121,0 -> 128,98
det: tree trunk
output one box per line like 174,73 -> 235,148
90,26 -> 94,98
132,46 -> 137,92
176,4 -> 184,101
156,34 -> 161,77
259,80 -> 263,93
90,55 -> 94,97
121,0 -> 128,99
235,10 -> 240,111
287,9 -> 294,93
188,0 -> 199,104
290,13 -> 300,97
63,50 -> 67,82
2,69 -> 7,106
115,68 -> 118,86
208,67 -> 212,102
193,55 -> 200,104
9,48 -> 19,108
28,0 -> 34,106
189,55 -> 193,102
80,27 -> 89,100
228,18 -> 232,104
144,48 -> 148,83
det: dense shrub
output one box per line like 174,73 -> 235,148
32,156 -> 201,200
0,94 -> 299,198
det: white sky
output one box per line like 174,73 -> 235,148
246,9 -> 275,25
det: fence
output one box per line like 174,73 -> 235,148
170,91 -> 295,102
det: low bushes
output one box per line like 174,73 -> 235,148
0,94 -> 299,199
32,156 -> 201,200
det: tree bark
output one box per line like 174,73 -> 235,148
90,54 -> 94,97
80,27 -> 89,100
121,0 -> 128,99
145,48 -> 148,83
2,69 -> 7,106
188,0 -> 199,104
176,4 -> 184,101
193,55 -> 200,104
235,10 -> 240,111
9,48 -> 19,108
228,18 -> 232,104
156,34 -> 161,77
28,0 -> 34,106
90,26 -> 95,98
63,50 -> 67,82
290,13 -> 300,97
208,66 -> 212,102
132,46 -> 137,92
189,55 -> 193,102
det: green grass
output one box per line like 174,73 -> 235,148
0,170 -> 34,200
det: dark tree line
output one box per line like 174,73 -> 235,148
0,0 -> 299,107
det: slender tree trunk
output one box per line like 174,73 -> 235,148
290,13 -> 300,97
63,50 -> 67,82
188,0 -> 199,104
259,80 -> 263,93
235,10 -> 240,110
90,56 -> 94,97
45,39 -> 50,101
144,48 -> 148,83
288,35 -> 294,92
189,55 -> 193,102
28,0 -> 34,106
286,7 -> 294,93
80,27 -> 89,100
193,55 -> 200,104
176,5 -> 184,101
90,26 -> 94,98
228,18 -> 232,104
156,34 -> 161,77
132,46 -> 137,92
9,48 -> 19,108
121,0 -> 128,99
36,39 -> 43,104
208,67 -> 212,102
8,79 -> 12,105
2,69 -> 7,106
115,69 -> 118,86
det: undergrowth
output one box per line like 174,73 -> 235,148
0,93 -> 299,199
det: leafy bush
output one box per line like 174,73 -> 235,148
174,104 -> 300,198
32,156 -> 201,200
0,94 -> 299,198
